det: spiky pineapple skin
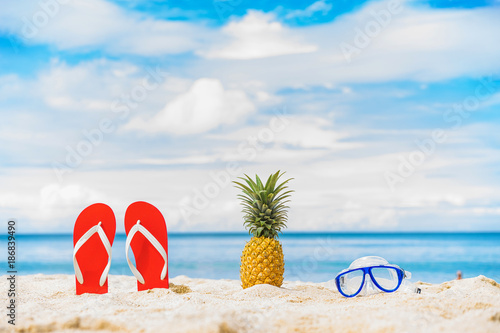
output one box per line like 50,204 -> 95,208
240,237 -> 284,289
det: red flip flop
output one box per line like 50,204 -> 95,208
73,203 -> 116,295
125,201 -> 169,291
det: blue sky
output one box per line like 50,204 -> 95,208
1,0 -> 500,233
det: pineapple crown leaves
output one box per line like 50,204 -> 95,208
233,170 -> 293,239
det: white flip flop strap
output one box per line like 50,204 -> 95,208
73,222 -> 113,287
125,220 -> 168,284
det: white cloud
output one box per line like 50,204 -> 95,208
1,58 -> 194,115
38,59 -> 139,112
0,75 -> 24,101
0,0 -> 205,56
0,168 -> 109,231
2,0 -> 500,233
326,0 -> 500,82
39,183 -> 105,220
482,91 -> 500,108
193,1 -> 500,88
3,0 -> 499,83
125,78 -> 256,135
273,116 -> 353,149
214,115 -> 359,151
201,11 -> 317,59
2,135 -> 500,233
285,0 -> 333,19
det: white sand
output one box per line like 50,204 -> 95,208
1,274 -> 499,332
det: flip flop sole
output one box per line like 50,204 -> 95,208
125,201 -> 169,291
73,203 -> 116,295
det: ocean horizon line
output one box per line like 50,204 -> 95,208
13,230 -> 500,237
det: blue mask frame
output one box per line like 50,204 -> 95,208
335,265 -> 407,298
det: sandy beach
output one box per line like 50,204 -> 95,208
1,274 -> 499,332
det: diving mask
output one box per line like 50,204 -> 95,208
335,256 -> 417,297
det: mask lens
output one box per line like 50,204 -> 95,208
338,269 -> 364,296
370,267 -> 400,291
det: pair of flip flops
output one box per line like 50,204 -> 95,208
73,201 -> 168,295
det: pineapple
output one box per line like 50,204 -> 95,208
234,171 -> 293,289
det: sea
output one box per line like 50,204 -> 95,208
6,232 -> 500,284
